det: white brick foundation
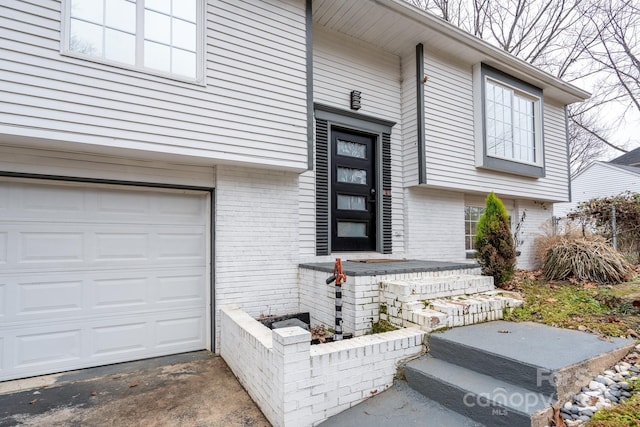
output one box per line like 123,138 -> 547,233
221,306 -> 425,427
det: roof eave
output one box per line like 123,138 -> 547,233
372,0 -> 591,104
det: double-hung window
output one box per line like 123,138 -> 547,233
474,64 -> 544,177
63,0 -> 203,82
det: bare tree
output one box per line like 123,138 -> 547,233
407,0 -> 634,174
567,103 -> 611,176
586,0 -> 640,115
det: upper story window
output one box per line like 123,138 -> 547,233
64,0 -> 203,82
474,64 -> 545,178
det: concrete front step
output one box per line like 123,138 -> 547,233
398,293 -> 523,332
428,321 -> 635,402
405,321 -> 635,427
405,356 -> 551,427
318,380 -> 485,427
380,274 -> 522,331
382,274 -> 495,301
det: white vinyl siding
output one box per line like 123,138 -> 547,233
401,52 -> 419,186
0,145 -> 216,188
0,0 -> 308,171
302,27 -> 405,258
554,162 -> 640,218
418,50 -> 570,201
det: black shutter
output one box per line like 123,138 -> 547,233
315,119 -> 329,255
382,132 -> 392,254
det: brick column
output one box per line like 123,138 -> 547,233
272,327 -> 312,427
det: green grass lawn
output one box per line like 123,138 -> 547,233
505,269 -> 640,425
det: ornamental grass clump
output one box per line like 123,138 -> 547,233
475,192 -> 516,287
543,236 -> 631,284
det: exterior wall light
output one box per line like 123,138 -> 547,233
350,90 -> 361,110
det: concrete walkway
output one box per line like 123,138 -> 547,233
0,352 -> 270,427
322,321 -> 634,427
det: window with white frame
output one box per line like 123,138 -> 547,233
64,0 -> 202,81
475,64 -> 544,178
464,206 -> 484,251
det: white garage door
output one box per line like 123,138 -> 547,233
0,180 -> 209,382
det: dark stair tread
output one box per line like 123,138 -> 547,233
405,356 -> 551,415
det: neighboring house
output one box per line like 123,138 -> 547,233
610,146 -> 640,167
554,158 -> 640,218
0,0 -> 588,382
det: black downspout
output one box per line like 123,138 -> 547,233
306,0 -> 314,170
210,189 -> 216,352
416,43 -> 426,184
564,106 -> 572,203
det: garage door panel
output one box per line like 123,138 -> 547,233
0,181 -> 209,382
0,284 -> 5,318
92,322 -> 149,357
17,280 -> 83,315
2,309 -> 206,380
20,185 -> 86,214
95,233 -> 149,261
156,316 -> 205,348
156,274 -> 205,303
94,277 -> 149,308
0,228 -> 206,271
157,233 -> 206,261
15,329 -> 82,368
2,270 -> 204,323
0,232 -> 7,264
2,184 -> 206,226
20,231 -> 85,263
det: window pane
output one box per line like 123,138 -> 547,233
173,0 -> 197,22
71,0 -> 104,24
145,9 -> 171,44
105,28 -> 135,64
337,140 -> 366,159
70,19 -> 103,56
337,222 -> 367,237
144,40 -> 171,73
172,48 -> 196,78
146,0 -> 171,14
337,167 -> 367,184
106,0 -> 135,32
337,195 -> 366,211
464,206 -> 484,250
173,19 -> 196,51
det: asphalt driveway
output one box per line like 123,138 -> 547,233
0,351 -> 270,427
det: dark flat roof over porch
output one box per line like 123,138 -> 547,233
299,259 -> 478,276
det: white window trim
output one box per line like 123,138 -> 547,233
473,63 -> 545,178
60,0 -> 206,85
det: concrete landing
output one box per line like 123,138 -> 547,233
321,321 -> 634,427
429,321 -> 635,401
318,380 -> 484,427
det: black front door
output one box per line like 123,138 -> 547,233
331,128 -> 377,252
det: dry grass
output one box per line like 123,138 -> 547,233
543,236 -> 632,284
532,220 -> 585,269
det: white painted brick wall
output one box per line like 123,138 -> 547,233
404,187 -> 466,261
220,306 -> 425,427
215,166 -> 301,348
299,266 -> 482,336
514,199 -> 553,270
